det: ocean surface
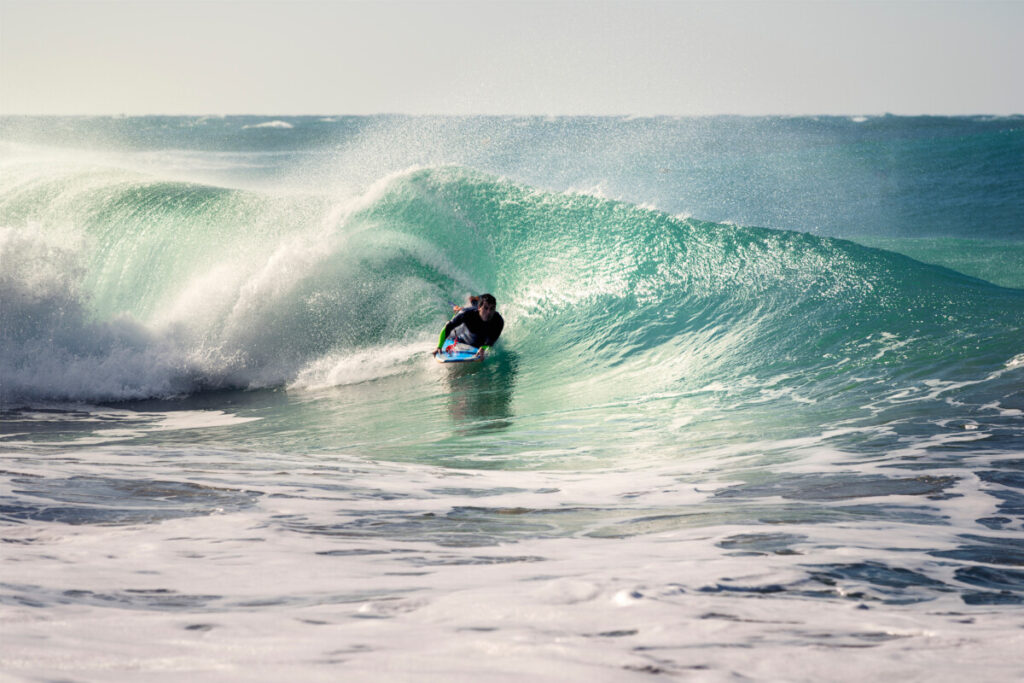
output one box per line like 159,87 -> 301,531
2,115 -> 1023,681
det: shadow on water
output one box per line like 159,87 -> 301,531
439,351 -> 520,435
111,387 -> 292,413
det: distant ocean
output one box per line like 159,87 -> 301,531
2,115 -> 1023,680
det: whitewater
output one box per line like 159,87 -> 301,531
2,115 -> 1023,681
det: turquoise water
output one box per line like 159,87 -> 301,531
2,116 -> 1023,680
850,236 -> 1024,289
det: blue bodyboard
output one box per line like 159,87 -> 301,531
435,337 -> 482,363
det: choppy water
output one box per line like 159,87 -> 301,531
2,115 -> 1023,681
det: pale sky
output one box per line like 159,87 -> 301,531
1,0 -> 1021,115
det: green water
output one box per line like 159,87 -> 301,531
851,237 -> 1024,289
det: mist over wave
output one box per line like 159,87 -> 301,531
4,114 -> 1022,237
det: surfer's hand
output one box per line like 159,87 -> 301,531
474,349 -> 485,360
432,348 -> 440,357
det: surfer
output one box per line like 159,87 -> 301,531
434,293 -> 504,360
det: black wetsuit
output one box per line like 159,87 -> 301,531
441,309 -> 504,349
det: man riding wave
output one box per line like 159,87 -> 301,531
433,293 -> 503,360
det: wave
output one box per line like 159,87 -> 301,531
241,120 -> 294,130
2,161 -> 1022,406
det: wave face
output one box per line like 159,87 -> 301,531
2,153 -> 1022,417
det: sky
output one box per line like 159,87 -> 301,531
1,0 -> 1021,116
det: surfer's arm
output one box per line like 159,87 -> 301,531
437,311 -> 466,349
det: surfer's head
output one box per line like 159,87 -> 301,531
478,293 -> 497,321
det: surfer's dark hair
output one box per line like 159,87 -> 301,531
479,293 -> 496,307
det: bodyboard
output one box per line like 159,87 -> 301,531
435,337 -> 482,363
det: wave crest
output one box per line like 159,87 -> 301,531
3,164 -> 1022,403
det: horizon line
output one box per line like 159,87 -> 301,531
3,111 -> 1022,118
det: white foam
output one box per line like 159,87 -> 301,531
979,401 -> 1024,417
10,409 -> 260,446
241,120 -> 294,130
563,183 -> 609,199
3,446 -> 1022,682
0,226 -> 191,402
289,340 -> 428,390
